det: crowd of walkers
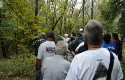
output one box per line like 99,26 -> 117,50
33,20 -> 123,80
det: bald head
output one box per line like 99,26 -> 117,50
40,32 -> 45,38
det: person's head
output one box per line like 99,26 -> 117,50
71,32 -> 76,37
76,33 -> 82,38
103,34 -> 111,44
40,32 -> 45,39
84,20 -> 103,45
46,31 -> 54,40
55,41 -> 68,55
79,28 -> 83,33
64,34 -> 68,38
70,37 -> 75,42
112,33 -> 119,40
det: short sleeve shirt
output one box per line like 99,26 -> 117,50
37,41 -> 56,66
65,48 -> 123,80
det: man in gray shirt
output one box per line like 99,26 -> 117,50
42,41 -> 70,80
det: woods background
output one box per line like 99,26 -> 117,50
0,0 -> 125,79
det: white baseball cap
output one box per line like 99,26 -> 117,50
64,34 -> 68,36
79,28 -> 83,31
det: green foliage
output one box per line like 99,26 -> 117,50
0,53 -> 36,79
99,0 -> 122,21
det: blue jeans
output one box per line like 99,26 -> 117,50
35,70 -> 40,80
40,73 -> 43,80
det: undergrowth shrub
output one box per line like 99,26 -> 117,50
0,53 -> 36,79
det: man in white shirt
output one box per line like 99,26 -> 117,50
65,20 -> 123,80
59,34 -> 70,42
36,31 -> 56,80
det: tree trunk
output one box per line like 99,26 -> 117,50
35,0 -> 38,18
91,0 -> 94,19
1,38 -> 7,58
118,10 -> 125,61
82,0 -> 85,25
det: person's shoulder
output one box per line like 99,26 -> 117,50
101,42 -> 106,47
70,40 -> 75,44
34,39 -> 40,43
39,41 -> 47,46
62,59 -> 70,65
44,56 -> 53,61
64,59 -> 70,64
77,48 -> 108,57
61,59 -> 70,66
75,50 -> 90,59
41,38 -> 46,41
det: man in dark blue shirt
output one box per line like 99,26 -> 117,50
69,33 -> 83,57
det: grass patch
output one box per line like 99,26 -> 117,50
0,54 -> 36,80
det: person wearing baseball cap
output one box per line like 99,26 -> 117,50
79,28 -> 84,41
59,34 -> 70,42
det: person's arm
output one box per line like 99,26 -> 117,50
69,41 -> 76,56
60,36 -> 65,41
36,44 -> 44,76
75,42 -> 84,52
36,59 -> 42,76
59,35 -> 65,41
75,48 -> 78,53
71,51 -> 76,56
77,46 -> 82,54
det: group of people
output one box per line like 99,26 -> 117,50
33,20 -> 123,80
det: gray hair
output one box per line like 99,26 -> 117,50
55,41 -> 68,55
84,20 -> 103,45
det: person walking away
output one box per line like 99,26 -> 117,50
112,33 -> 122,61
68,33 -> 83,57
36,31 -> 56,80
67,32 -> 76,43
79,28 -> 84,41
101,34 -> 116,55
67,32 -> 76,62
34,33 -> 46,57
42,41 -> 70,80
65,20 -> 123,80
34,33 -> 46,80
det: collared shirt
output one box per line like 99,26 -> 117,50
34,39 -> 46,56
42,55 -> 70,80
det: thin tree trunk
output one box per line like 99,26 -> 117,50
83,0 -> 85,25
91,0 -> 94,19
1,38 -> 7,58
35,0 -> 38,18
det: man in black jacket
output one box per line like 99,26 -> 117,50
69,33 -> 83,57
